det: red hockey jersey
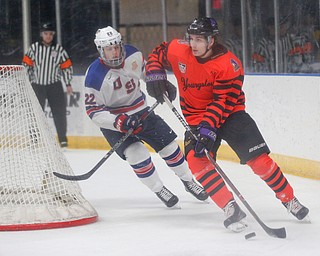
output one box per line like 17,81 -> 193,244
146,39 -> 245,129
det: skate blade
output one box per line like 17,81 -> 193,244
202,198 -> 211,204
301,215 -> 311,223
169,203 -> 181,210
227,220 -> 248,233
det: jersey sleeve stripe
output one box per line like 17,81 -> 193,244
109,99 -> 145,115
146,42 -> 172,73
86,106 -> 106,119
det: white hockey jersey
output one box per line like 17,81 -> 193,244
84,45 -> 148,131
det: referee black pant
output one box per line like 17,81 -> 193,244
32,81 -> 67,144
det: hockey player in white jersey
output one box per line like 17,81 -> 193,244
84,26 -> 208,207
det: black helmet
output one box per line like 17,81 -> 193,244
41,22 -> 55,32
187,17 -> 219,36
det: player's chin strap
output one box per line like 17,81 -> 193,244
53,101 -> 160,181
163,94 -> 287,239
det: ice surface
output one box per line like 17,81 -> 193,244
1,149 -> 319,256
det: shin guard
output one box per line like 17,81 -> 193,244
187,151 -> 233,208
125,142 -> 163,192
247,153 -> 294,202
159,141 -> 193,181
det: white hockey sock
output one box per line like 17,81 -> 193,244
124,142 -> 163,192
159,141 -> 193,182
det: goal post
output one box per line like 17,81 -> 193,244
0,65 -> 98,231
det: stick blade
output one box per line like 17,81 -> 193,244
53,171 -> 91,181
266,226 -> 286,239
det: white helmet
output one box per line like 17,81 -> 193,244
94,26 -> 125,67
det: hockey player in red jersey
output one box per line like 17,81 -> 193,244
84,26 -> 208,208
145,17 -> 309,232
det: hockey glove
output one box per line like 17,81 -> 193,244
166,80 -> 177,102
146,74 -> 177,103
194,122 -> 217,156
114,114 -> 143,134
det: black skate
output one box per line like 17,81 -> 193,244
223,200 -> 247,232
155,186 -> 179,208
282,197 -> 309,220
181,179 -> 208,201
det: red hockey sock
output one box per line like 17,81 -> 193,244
247,153 -> 294,202
187,151 -> 233,208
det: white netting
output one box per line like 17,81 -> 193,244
0,65 -> 97,230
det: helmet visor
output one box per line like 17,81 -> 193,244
100,43 -> 125,67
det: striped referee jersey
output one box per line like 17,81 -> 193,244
22,42 -> 73,85
251,34 -> 292,73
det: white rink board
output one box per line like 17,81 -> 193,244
243,75 -> 319,162
44,74 -> 320,162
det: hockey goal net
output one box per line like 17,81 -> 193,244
0,65 -> 98,230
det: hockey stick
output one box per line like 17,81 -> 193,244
163,95 -> 286,239
53,101 -> 160,181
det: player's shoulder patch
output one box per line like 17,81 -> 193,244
230,58 -> 240,72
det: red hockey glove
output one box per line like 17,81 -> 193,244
114,114 -> 143,134
194,122 -> 217,156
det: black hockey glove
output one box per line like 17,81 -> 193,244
165,80 -> 177,102
114,114 -> 143,134
146,74 -> 176,104
194,122 -> 217,156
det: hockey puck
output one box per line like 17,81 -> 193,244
245,232 -> 256,240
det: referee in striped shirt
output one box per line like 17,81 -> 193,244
22,22 -> 73,148
251,17 -> 292,73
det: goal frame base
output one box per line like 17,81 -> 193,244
0,216 -> 98,231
